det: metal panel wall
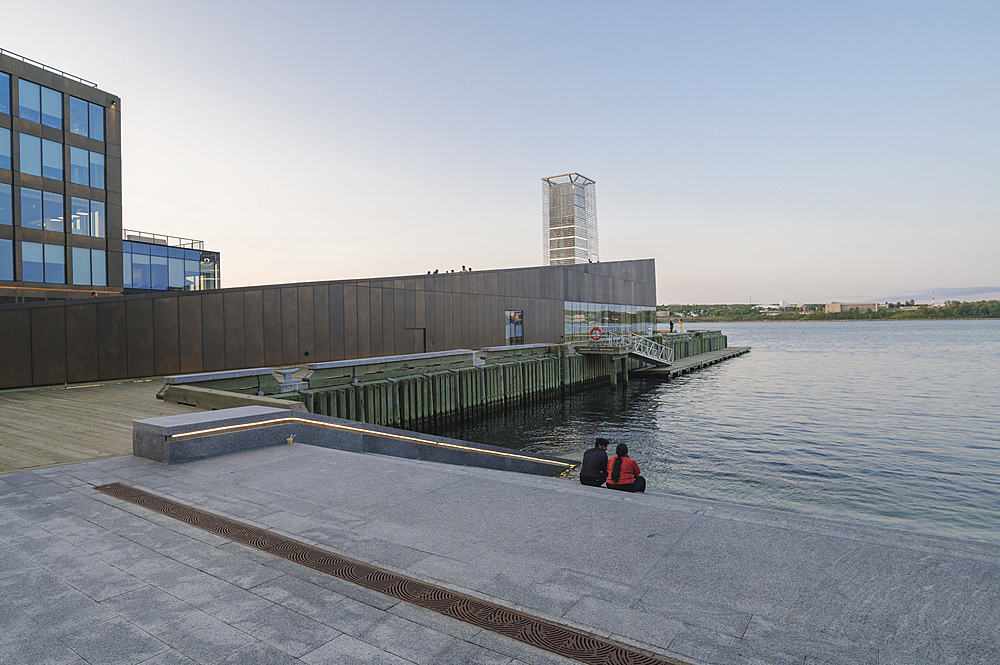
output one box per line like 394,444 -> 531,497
65,304 -> 99,384
178,295 -> 204,374
126,300 -> 155,378
96,301 -> 128,380
0,309 -> 32,389
0,259 -> 656,388
153,297 -> 180,377
261,289 -> 282,366
31,306 -> 67,386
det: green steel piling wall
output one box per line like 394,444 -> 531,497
299,332 -> 727,430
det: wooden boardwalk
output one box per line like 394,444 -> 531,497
633,345 -> 751,378
0,379 -> 200,474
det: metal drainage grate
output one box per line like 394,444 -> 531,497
95,482 -> 686,665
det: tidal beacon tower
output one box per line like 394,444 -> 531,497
542,173 -> 598,265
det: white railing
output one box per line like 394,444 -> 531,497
595,332 -> 674,366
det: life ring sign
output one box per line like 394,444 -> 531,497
589,327 -> 602,341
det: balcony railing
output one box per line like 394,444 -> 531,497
123,229 -> 204,250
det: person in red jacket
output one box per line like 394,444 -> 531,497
606,443 -> 646,492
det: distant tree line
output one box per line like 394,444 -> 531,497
657,301 -> 1000,322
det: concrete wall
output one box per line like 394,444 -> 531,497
0,259 -> 656,388
133,406 -> 576,476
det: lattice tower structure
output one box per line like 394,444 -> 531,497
542,173 -> 598,266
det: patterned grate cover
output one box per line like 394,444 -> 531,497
95,482 -> 686,665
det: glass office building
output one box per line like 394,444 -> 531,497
0,49 -> 121,304
542,173 -> 598,266
122,230 -> 220,293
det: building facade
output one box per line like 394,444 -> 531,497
542,173 -> 598,266
0,259 -> 656,389
825,302 -> 880,314
122,229 -> 220,294
0,50 -> 122,304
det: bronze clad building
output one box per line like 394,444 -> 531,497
0,259 -> 656,389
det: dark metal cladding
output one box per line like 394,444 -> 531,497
95,482 -> 685,665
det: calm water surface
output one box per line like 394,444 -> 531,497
427,320 -> 1000,545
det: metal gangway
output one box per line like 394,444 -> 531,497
596,332 -> 674,366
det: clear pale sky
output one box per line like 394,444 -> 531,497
5,1 -> 998,304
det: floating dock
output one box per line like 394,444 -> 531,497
634,345 -> 751,379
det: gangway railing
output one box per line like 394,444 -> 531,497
595,332 -> 674,366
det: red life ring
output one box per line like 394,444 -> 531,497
589,327 -> 602,341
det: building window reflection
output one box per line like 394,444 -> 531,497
0,183 -> 11,225
563,301 -> 656,341
122,231 -> 220,293
0,238 -> 12,281
0,127 -> 10,170
0,71 -> 9,115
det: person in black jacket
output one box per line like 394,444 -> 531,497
579,438 -> 610,486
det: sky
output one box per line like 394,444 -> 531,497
4,1 -> 998,304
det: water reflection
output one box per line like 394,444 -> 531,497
422,320 -> 1000,545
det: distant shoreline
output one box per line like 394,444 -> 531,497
678,316 -> 1000,323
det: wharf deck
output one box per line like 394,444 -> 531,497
634,346 -> 750,378
0,379 -> 200,474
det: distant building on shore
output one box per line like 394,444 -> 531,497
826,302 -> 881,314
542,173 -> 598,265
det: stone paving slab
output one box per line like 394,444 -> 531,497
1,444 -> 999,664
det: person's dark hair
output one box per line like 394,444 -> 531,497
611,443 -> 629,483
595,437 -> 609,448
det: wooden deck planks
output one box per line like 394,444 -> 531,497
0,379 -> 201,474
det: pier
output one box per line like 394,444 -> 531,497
157,331 -> 748,430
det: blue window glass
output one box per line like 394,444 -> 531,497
71,197 -> 90,235
92,249 -> 106,287
168,247 -> 185,259
184,259 -> 200,289
122,251 -> 132,288
0,183 -> 11,225
132,253 -> 150,289
42,139 -> 62,180
72,247 -> 91,285
168,257 -> 184,289
70,147 -> 89,185
40,87 -> 61,129
0,127 -> 9,170
43,192 -> 63,232
44,243 -> 64,283
184,248 -> 199,261
89,103 -> 104,141
89,152 -> 105,189
0,72 -> 9,115
19,134 -> 41,176
131,241 -> 150,255
90,200 -> 105,237
151,255 -> 168,290
149,244 -> 168,257
20,188 -> 43,229
22,241 -> 44,282
18,80 -> 40,123
0,238 -> 12,281
69,97 -> 88,136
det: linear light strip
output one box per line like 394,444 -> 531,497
168,417 -> 576,468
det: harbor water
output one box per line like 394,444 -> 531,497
426,319 -> 1000,545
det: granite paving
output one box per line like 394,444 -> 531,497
2,443 -> 998,664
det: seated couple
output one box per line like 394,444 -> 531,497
579,438 -> 646,492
